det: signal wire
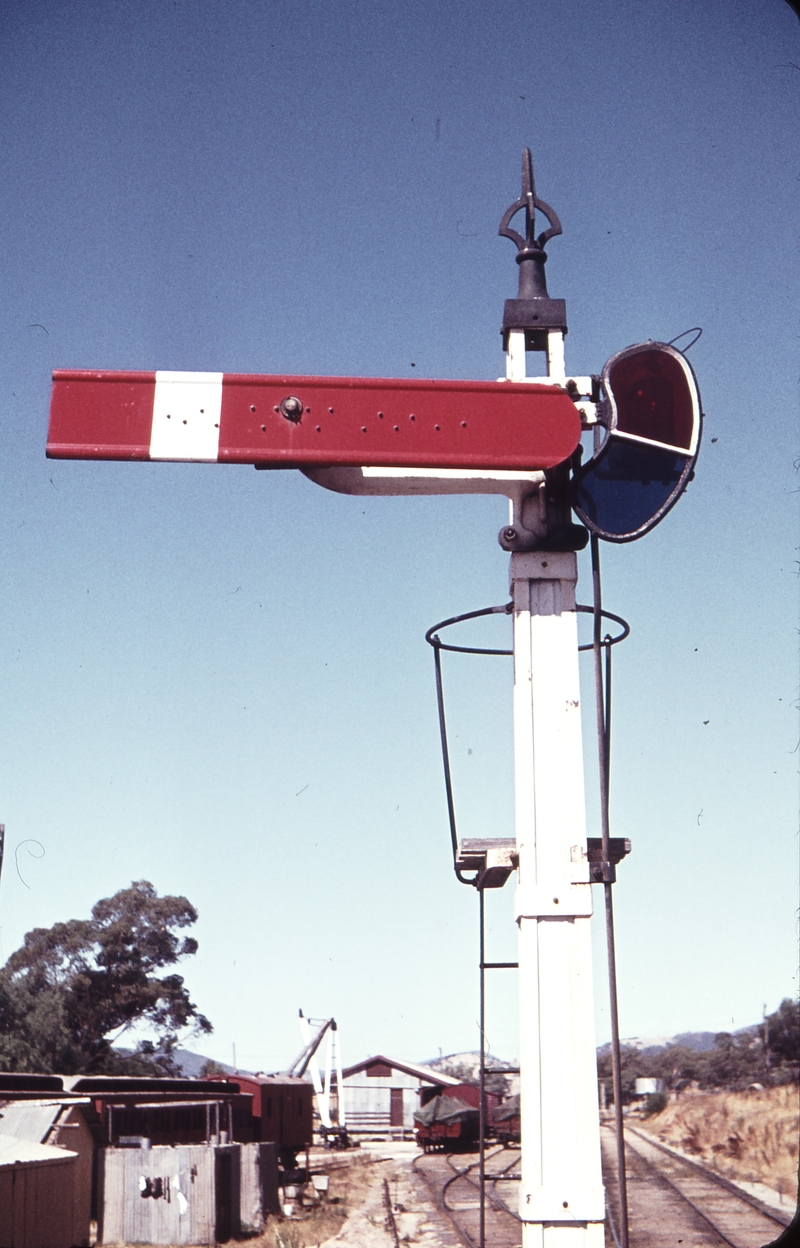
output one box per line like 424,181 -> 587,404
478,884 -> 486,1248
591,532 -> 629,1248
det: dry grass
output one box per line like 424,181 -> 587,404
639,1082 -> 799,1203
241,1153 -> 392,1248
243,1202 -> 348,1248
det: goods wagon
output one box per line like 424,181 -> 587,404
414,1093 -> 479,1151
414,1084 -> 501,1152
491,1094 -> 520,1146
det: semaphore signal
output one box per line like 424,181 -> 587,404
45,147 -> 702,1248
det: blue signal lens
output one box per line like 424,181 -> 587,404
572,439 -> 690,539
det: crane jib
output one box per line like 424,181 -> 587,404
46,370 -> 582,471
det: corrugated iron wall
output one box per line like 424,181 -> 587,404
0,1156 -> 77,1248
239,1142 -> 280,1234
98,1144 -> 241,1245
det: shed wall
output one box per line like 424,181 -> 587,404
99,1144 -> 240,1245
49,1105 -> 94,1246
342,1076 -> 422,1132
239,1142 -> 279,1233
0,1156 -> 77,1248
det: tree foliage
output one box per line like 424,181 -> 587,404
764,997 -> 800,1066
0,881 -> 212,1075
597,999 -> 799,1102
199,1058 -> 228,1078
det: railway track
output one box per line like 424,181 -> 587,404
412,1147 -> 522,1248
603,1123 -> 794,1248
412,1132 -> 794,1248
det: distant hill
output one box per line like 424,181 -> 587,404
175,1023 -> 767,1081
116,1049 -> 251,1079
598,1032 -> 717,1057
429,1037 -> 727,1070
672,1032 -> 721,1053
172,1049 -> 238,1078
597,1023 -> 762,1058
425,1051 -> 517,1082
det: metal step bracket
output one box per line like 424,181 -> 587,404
456,837 -> 517,889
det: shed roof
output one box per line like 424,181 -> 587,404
0,1100 -> 63,1143
341,1055 -> 460,1085
62,1074 -> 241,1095
0,1072 -> 242,1097
215,1073 -> 311,1088
0,1135 -> 77,1167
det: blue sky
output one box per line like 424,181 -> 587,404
0,0 -> 797,1071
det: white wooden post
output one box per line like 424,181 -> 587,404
333,1027 -> 346,1129
513,333 -> 605,1248
322,1027 -> 333,1127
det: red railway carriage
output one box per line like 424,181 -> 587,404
208,1073 -> 313,1165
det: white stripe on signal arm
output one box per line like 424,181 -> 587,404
150,371 -> 223,461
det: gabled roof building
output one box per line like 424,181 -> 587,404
340,1055 -> 460,1136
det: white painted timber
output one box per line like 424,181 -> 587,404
333,1030 -> 347,1128
514,883 -> 593,919
520,1185 -> 606,1222
322,1026 -> 333,1127
546,331 -> 566,380
150,371 -> 223,461
512,549 -> 604,1248
299,1014 -> 331,1128
302,465 -> 545,498
506,329 -> 528,381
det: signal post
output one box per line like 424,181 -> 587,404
45,150 -> 702,1248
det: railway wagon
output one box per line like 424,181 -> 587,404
491,1094 -> 520,1146
414,1086 -> 500,1152
415,1094 -> 479,1152
208,1074 -> 314,1166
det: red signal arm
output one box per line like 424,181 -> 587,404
47,370 -> 582,471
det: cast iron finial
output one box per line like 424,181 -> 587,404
499,149 -> 567,347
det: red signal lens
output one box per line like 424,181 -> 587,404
607,348 -> 695,452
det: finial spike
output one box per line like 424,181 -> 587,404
499,149 -> 567,349
500,148 -> 562,258
522,147 -> 534,198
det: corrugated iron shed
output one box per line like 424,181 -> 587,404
0,1136 -> 80,1248
340,1055 -> 461,1136
98,1143 -> 239,1246
63,1074 -> 241,1096
0,1136 -> 77,1165
0,1098 -> 97,1245
0,1100 -> 64,1143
